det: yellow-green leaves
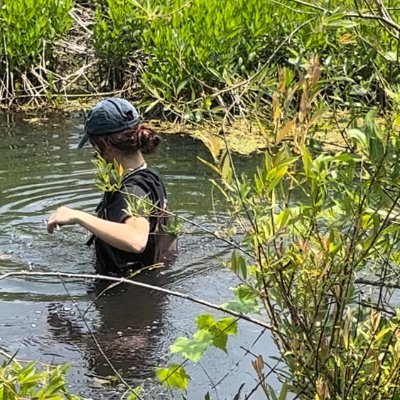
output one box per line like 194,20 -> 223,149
92,154 -> 124,192
158,314 -> 238,390
222,285 -> 259,314
170,314 -> 237,361
229,250 -> 247,280
195,314 -> 237,352
155,364 -> 189,390
123,194 -> 154,219
170,330 -> 213,363
0,361 -> 79,400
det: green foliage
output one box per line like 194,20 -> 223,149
221,284 -> 259,314
0,0 -> 72,94
91,0 -> 400,116
159,60 -> 400,398
123,193 -> 155,218
92,154 -> 124,192
0,359 -> 79,399
157,314 -> 237,389
155,364 -> 189,390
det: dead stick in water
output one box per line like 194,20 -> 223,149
0,271 -> 270,330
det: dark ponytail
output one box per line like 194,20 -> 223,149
90,124 -> 161,155
136,125 -> 161,154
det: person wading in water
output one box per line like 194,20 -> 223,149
47,98 -> 176,276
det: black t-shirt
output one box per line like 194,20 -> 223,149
93,167 -> 176,276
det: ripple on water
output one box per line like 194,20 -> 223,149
0,118 -> 273,399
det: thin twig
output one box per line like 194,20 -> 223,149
0,271 -> 270,329
59,278 -> 143,400
355,278 -> 400,290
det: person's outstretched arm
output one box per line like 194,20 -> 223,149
47,206 -> 149,253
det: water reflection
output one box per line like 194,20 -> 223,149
47,271 -> 168,385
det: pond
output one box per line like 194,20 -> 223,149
0,113 -> 276,399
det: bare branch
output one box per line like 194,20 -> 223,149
0,270 -> 271,329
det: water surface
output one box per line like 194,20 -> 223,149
0,113 -> 275,399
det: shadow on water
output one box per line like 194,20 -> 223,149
0,113 -> 277,399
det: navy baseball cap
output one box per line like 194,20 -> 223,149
78,98 -> 140,148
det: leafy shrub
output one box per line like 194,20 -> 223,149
157,59 -> 400,398
0,359 -> 79,399
93,0 -> 400,116
0,0 -> 73,94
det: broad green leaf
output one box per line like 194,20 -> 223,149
170,330 -> 213,362
196,314 -> 215,330
222,285 -> 259,314
156,364 -> 190,389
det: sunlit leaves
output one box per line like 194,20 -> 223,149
155,364 -> 190,390
0,361 -> 79,400
0,0 -> 72,95
229,250 -> 247,280
170,314 -> 237,362
195,314 -> 237,352
222,285 -> 259,314
170,330 -> 213,362
92,154 -> 124,192
159,314 -> 238,390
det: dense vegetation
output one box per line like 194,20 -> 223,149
1,0 -> 400,118
3,0 -> 400,399
157,62 -> 400,398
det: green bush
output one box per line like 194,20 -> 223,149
92,0 -> 400,116
157,58 -> 400,399
0,359 -> 79,399
0,0 -> 73,93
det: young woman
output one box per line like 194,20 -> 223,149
47,98 -> 175,276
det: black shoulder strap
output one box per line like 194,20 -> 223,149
123,167 -> 167,210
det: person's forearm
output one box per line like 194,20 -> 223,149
75,211 -> 148,253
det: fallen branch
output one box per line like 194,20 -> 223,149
355,277 -> 400,290
0,271 -> 270,329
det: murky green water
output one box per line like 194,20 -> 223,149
0,113 -> 275,399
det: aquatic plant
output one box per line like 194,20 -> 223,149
92,0 -> 400,119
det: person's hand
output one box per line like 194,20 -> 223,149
47,206 -> 79,234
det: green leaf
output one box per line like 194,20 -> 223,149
347,129 -> 367,147
384,51 -> 397,62
156,364 -> 190,389
301,146 -> 312,178
196,314 -> 215,330
176,80 -> 188,95
215,317 -> 237,336
230,250 -> 247,280
222,285 -> 259,314
212,317 -> 237,351
279,382 -> 289,400
170,330 -> 213,362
